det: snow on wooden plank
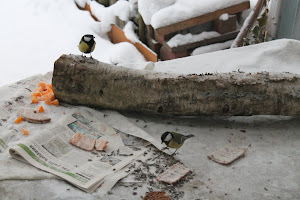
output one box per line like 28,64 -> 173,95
155,1 -> 250,36
165,31 -> 239,53
108,24 -> 157,62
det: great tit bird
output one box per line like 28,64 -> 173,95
78,34 -> 96,58
161,131 -> 195,155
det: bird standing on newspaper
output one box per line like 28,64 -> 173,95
78,34 -> 96,58
161,131 -> 194,155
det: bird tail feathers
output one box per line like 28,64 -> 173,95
186,134 -> 195,138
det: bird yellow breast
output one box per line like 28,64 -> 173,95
168,140 -> 184,149
78,41 -> 90,53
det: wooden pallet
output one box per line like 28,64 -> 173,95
155,1 -> 250,36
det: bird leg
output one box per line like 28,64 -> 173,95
90,53 -> 93,59
171,149 -> 178,156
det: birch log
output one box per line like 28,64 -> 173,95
52,55 -> 300,116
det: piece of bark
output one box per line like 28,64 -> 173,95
17,109 -> 51,124
156,163 -> 191,184
207,145 -> 247,165
52,55 -> 300,116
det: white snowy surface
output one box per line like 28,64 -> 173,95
219,13 -> 229,21
123,21 -> 140,43
138,0 -> 176,25
167,31 -> 221,47
0,0 -> 146,88
150,0 -> 250,29
191,40 -> 234,56
155,39 -> 300,75
109,42 -> 146,65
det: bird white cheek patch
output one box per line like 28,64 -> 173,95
165,134 -> 172,142
84,36 -> 91,42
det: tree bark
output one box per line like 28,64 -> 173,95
52,55 -> 300,116
231,0 -> 265,48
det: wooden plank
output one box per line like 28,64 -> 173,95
109,25 -> 157,62
167,30 -> 239,53
160,45 -> 187,61
146,35 -> 162,57
214,15 -> 237,34
75,2 -> 100,22
155,1 -> 250,36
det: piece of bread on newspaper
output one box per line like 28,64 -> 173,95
95,139 -> 108,151
156,163 -> 191,184
69,132 -> 96,151
17,109 -> 51,124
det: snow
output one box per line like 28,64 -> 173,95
109,42 -> 146,65
155,39 -> 300,75
74,0 -> 88,8
191,40 -> 234,56
150,0 -> 250,29
138,0 -> 176,25
219,13 -> 229,21
167,31 -> 221,47
123,21 -> 139,43
0,0 -> 146,87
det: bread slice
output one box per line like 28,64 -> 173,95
143,191 -> 170,200
156,163 -> 191,184
69,132 -> 96,151
17,109 -> 51,124
207,144 -> 247,165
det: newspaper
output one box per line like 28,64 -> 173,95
0,73 -> 171,193
8,110 -> 149,193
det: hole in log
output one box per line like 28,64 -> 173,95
99,89 -> 104,96
158,106 -> 163,113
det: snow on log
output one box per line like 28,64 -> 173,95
52,54 -> 300,116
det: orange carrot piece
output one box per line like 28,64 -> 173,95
38,81 -> 47,91
51,99 -> 59,106
42,88 -> 53,95
22,128 -> 29,135
44,98 -> 51,105
46,84 -> 52,89
36,106 -> 44,113
14,116 -> 22,124
31,90 -> 42,97
31,97 -> 40,104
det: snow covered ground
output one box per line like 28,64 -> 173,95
0,0 -> 146,87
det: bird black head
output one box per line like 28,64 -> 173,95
161,131 -> 173,144
82,34 -> 95,43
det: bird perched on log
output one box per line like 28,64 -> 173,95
78,34 -> 96,58
161,131 -> 195,155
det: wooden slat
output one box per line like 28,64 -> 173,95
155,1 -> 250,36
166,31 -> 239,53
109,25 -> 157,62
